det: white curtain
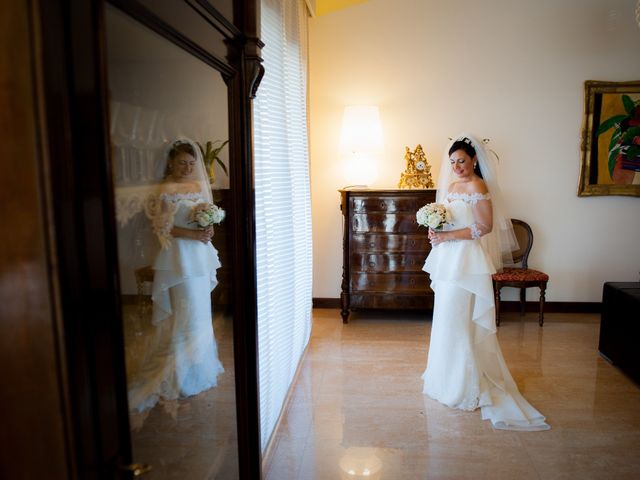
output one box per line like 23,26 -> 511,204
254,0 -> 313,452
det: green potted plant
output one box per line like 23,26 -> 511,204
197,140 -> 229,184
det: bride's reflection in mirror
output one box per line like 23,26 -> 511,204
127,138 -> 224,414
106,4 -> 238,477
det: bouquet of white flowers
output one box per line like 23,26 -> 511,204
190,202 -> 226,227
416,202 -> 451,230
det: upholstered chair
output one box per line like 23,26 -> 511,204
492,219 -> 549,326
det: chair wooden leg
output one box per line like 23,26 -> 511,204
539,282 -> 547,326
494,281 -> 501,326
520,287 -> 526,316
136,276 -> 145,319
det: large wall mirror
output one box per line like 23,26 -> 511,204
105,4 -> 239,476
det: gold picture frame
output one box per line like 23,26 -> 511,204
578,80 -> 640,197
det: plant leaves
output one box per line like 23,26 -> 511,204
622,95 -> 636,115
608,148 -> 619,178
625,145 -> 640,160
200,139 -> 229,177
621,126 -> 640,143
608,130 -> 621,152
597,115 -> 627,135
216,158 -> 229,176
211,139 -> 229,156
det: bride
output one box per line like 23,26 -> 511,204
422,134 -> 549,431
127,138 -> 224,413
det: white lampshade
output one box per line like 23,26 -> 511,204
339,105 -> 383,186
339,105 -> 384,155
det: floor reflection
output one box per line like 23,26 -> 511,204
123,306 -> 238,479
339,448 -> 383,479
265,310 -> 640,480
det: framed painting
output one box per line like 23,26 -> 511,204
578,80 -> 640,197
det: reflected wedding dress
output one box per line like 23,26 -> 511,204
422,192 -> 549,431
128,191 -> 224,413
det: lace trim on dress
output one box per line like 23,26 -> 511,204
469,223 -> 482,240
459,359 -> 481,411
145,191 -> 206,250
159,191 -> 206,202
447,192 -> 491,204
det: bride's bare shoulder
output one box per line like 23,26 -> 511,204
451,178 -> 488,195
468,178 -> 489,195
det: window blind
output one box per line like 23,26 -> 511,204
254,0 -> 312,452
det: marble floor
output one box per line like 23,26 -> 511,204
264,310 -> 640,480
123,306 -> 239,479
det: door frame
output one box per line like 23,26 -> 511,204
36,0 -> 263,477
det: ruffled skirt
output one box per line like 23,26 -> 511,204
127,240 -> 223,413
422,240 -> 549,431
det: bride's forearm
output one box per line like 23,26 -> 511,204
170,225 -> 213,244
447,223 -> 491,240
439,223 -> 491,242
171,226 -> 197,239
443,227 -> 472,241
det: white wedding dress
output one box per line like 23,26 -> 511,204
422,192 -> 549,431
128,192 -> 224,413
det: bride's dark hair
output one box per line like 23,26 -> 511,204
448,138 -> 483,179
164,140 -> 197,177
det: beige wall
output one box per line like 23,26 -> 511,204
308,0 -> 640,302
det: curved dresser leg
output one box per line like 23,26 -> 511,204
340,293 -> 349,324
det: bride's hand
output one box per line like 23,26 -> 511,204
429,228 -> 445,246
204,226 -> 214,242
189,226 -> 213,244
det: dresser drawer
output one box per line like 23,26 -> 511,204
351,196 -> 427,213
339,189 -> 437,322
350,293 -> 434,310
352,213 -> 422,233
351,272 -> 429,293
351,253 -> 427,272
351,233 -> 429,253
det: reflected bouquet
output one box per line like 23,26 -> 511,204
416,202 -> 451,230
190,202 -> 226,227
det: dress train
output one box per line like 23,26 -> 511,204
422,273 -> 549,431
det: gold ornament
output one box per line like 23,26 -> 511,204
398,144 -> 434,189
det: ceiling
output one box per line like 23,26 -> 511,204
315,0 -> 370,16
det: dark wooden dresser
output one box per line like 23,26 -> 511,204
339,188 -> 437,322
211,188 -> 232,313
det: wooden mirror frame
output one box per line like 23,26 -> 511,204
36,0 -> 263,477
